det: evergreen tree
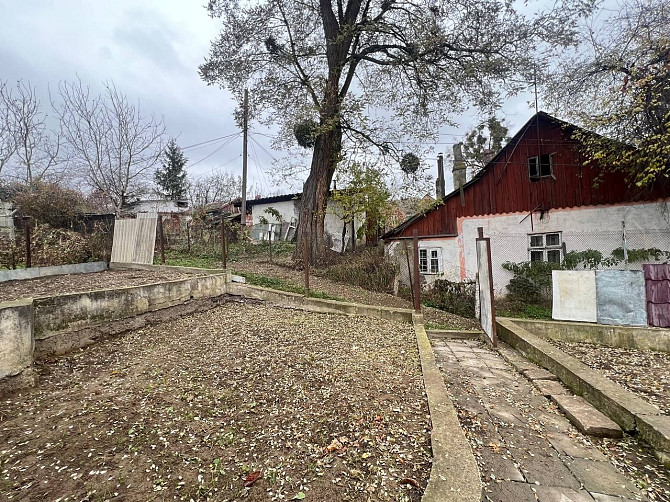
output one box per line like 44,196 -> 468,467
155,138 -> 188,200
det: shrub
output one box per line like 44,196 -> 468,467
422,279 -> 476,318
320,247 -> 398,294
502,260 -> 560,303
30,224 -> 92,266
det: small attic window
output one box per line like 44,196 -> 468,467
529,154 -> 554,180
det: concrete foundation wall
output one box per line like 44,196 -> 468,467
33,274 -> 228,341
0,261 -> 107,283
512,318 -> 670,353
0,300 -> 34,378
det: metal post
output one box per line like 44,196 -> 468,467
157,214 -> 166,265
240,88 -> 249,226
221,218 -> 227,269
303,226 -> 310,298
24,216 -> 31,268
412,229 -> 421,312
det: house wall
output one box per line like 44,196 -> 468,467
395,114 -> 669,239
459,201 -> 670,294
250,199 -> 364,252
386,237 -> 460,288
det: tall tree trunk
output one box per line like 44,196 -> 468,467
297,122 -> 342,265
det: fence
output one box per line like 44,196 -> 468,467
488,227 -> 670,296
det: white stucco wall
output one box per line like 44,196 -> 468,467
250,199 -> 364,252
459,201 -> 670,294
386,237 -> 460,288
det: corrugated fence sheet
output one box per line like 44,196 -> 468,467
595,270 -> 647,326
644,264 -> 670,328
110,216 -> 157,265
552,270 -> 597,323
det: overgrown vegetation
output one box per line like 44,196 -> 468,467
422,279 -> 476,318
319,247 -> 398,294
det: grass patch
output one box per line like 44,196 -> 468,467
497,302 -> 552,320
235,271 -> 347,302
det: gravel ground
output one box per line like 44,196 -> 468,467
0,268 -> 206,303
0,299 -> 431,501
551,340 -> 670,414
230,260 -> 480,331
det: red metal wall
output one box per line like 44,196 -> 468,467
398,114 -> 663,238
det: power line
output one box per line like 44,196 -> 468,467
182,132 -> 241,151
188,135 -> 239,168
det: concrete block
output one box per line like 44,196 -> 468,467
552,395 -> 622,438
534,379 -> 569,397
0,261 -> 107,283
565,458 -> 639,498
521,367 -> 558,381
533,486 -> 596,502
0,300 -> 34,378
636,414 -> 670,457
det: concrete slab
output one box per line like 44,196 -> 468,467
552,395 -> 623,438
590,493 -> 642,502
520,450 -> 581,489
483,480 -> 537,502
534,379 -> 569,397
546,434 -> 608,461
566,458 -> 640,498
522,368 -> 559,381
478,447 -> 526,482
534,486 -> 595,502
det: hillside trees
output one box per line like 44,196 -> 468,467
156,138 -> 188,200
200,0 -> 595,263
547,0 -> 669,189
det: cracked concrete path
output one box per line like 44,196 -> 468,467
431,337 -> 668,502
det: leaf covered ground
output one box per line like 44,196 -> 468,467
0,299 -> 431,501
551,340 -> 670,414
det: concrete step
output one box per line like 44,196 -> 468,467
552,395 -> 623,438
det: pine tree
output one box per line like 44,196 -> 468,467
155,138 -> 187,200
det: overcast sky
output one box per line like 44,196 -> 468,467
0,0 -> 541,197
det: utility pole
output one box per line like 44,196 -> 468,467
240,88 -> 249,226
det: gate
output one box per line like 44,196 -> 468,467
476,231 -> 497,346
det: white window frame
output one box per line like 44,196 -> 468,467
528,232 -> 562,263
419,247 -> 442,275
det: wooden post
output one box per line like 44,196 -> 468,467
403,240 -> 414,306
186,221 -> 191,253
24,216 -> 31,268
268,227 -> 273,264
412,229 -> 421,312
221,218 -> 227,269
157,214 -> 166,265
303,226 -> 310,297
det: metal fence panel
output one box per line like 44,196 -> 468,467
644,264 -> 670,328
476,238 -> 496,345
110,216 -> 157,265
595,270 -> 647,326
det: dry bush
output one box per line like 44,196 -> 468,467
320,247 -> 398,294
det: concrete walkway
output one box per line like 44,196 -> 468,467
431,336 -> 651,502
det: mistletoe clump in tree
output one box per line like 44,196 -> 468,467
155,138 -> 188,201
200,0 -> 594,264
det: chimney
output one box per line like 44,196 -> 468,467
452,143 -> 467,190
436,153 -> 445,199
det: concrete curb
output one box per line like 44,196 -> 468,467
497,317 -> 670,467
0,261 -> 107,283
110,262 -> 226,275
414,314 -> 482,502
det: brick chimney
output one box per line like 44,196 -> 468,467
436,153 -> 445,199
452,143 -> 467,190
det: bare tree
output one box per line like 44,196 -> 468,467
0,81 -> 18,177
1,80 -> 61,185
56,79 -> 166,212
187,171 -> 243,209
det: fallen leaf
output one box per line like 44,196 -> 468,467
399,477 -> 420,489
244,470 -> 262,488
291,492 -> 306,500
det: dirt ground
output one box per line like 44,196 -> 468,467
551,340 -> 670,414
230,260 -> 480,331
0,299 -> 431,501
0,268 -> 205,303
